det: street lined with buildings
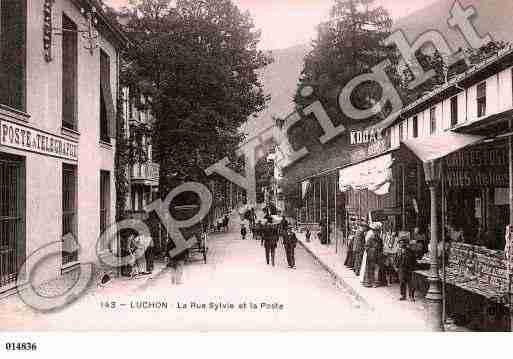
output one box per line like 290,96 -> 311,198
0,216 -> 429,331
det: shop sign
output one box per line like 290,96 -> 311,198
0,120 -> 78,161
445,170 -> 508,187
350,128 -> 384,145
349,132 -> 391,164
445,147 -> 508,188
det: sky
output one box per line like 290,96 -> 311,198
105,0 -> 440,50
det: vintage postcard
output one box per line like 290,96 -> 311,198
0,0 -> 513,345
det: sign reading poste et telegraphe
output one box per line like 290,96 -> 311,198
0,120 -> 78,161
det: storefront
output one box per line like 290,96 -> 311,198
397,130 -> 513,330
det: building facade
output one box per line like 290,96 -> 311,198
120,88 -> 159,218
0,0 -> 127,293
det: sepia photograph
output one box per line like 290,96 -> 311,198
1,0 -> 513,345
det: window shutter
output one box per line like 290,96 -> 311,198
100,51 -> 116,138
0,0 -> 26,110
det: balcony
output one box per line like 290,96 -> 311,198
131,162 -> 159,186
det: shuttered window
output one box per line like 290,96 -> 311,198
62,164 -> 78,265
412,116 -> 418,138
477,82 -> 486,117
99,170 -> 110,250
0,0 -> 26,111
450,96 -> 458,127
0,154 -> 25,288
430,107 -> 437,134
100,49 -> 115,142
62,14 -> 78,130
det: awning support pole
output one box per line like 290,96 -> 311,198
402,164 -> 406,231
326,176 -> 329,244
424,160 -> 444,332
509,118 -> 513,332
335,174 -> 338,254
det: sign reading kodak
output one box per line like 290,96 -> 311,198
0,120 -> 78,161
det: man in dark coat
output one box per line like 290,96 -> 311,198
353,222 -> 368,276
283,227 -> 298,269
395,237 -> 417,301
263,219 -> 278,266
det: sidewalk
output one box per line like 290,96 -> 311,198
295,231 -> 467,331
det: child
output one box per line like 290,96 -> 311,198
241,224 -> 247,240
395,237 -> 417,301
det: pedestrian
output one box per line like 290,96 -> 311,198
318,221 -> 327,245
361,222 -> 380,288
283,227 -> 298,269
344,233 -> 354,268
305,227 -> 311,243
263,218 -> 278,266
374,222 -> 387,287
395,236 -> 417,301
353,222 -> 368,276
144,235 -> 155,274
241,224 -> 247,240
254,220 -> 263,242
167,240 -> 188,285
223,214 -> 229,232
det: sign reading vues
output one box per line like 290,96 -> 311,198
0,120 -> 78,161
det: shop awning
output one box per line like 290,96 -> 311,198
400,132 -> 485,163
339,154 -> 394,194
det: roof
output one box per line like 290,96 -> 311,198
375,45 -> 513,130
399,132 -> 485,163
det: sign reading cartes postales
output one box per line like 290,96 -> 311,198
0,120 -> 78,161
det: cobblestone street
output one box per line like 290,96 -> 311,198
0,219 -> 428,332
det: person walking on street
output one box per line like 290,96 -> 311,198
395,237 -> 417,301
167,240 -> 188,285
283,227 -> 298,269
255,220 -> 263,242
263,218 -> 278,266
305,227 -> 311,243
241,224 -> 247,240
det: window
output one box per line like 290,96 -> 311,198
100,49 -> 115,143
100,171 -> 110,250
62,15 -> 78,130
0,0 -> 26,111
0,154 -> 25,288
412,116 -> 418,138
62,164 -> 78,265
450,96 -> 458,127
430,107 -> 437,134
399,122 -> 404,141
477,82 -> 486,117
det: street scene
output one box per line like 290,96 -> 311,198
0,212 -> 429,331
1,0 -> 513,336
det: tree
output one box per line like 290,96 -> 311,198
121,0 -> 272,198
294,0 -> 398,129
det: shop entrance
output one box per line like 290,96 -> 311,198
0,153 -> 25,288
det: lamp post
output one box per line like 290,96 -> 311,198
423,160 -> 444,332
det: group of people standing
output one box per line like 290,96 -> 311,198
344,221 -> 418,301
245,216 -> 298,269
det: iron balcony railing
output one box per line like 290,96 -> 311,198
131,162 -> 159,183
